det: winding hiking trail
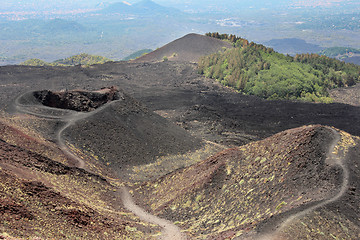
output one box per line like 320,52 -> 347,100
120,187 -> 186,240
13,91 -> 186,240
13,91 -> 350,240
56,118 -> 87,169
254,127 -> 349,240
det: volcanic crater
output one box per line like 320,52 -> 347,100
33,86 -> 121,112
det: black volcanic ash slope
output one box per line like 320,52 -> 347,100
60,88 -> 203,179
3,59 -> 360,147
11,86 -> 204,180
133,33 -> 233,63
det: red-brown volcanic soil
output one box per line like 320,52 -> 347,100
0,124 -> 158,239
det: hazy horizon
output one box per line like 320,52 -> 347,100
1,0 -> 359,12
0,0 -> 359,65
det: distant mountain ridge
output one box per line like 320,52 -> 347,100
319,47 -> 360,57
99,2 -> 131,13
319,47 -> 360,65
264,38 -> 324,55
99,0 -> 181,15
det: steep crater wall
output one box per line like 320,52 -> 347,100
33,86 -> 120,112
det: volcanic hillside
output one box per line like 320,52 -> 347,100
133,33 -> 233,63
0,119 -> 161,239
10,87 -> 211,181
0,33 -> 360,239
330,83 -> 360,107
133,125 -> 360,239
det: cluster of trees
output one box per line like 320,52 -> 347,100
294,53 -> 359,87
20,58 -> 49,66
206,32 -> 274,53
21,53 -> 112,67
54,53 -> 112,66
199,34 -> 360,103
205,32 -> 244,43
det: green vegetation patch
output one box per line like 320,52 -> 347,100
199,33 -> 360,103
20,58 -> 50,66
54,53 -> 112,66
20,53 -> 113,67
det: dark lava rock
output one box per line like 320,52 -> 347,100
33,86 -> 120,112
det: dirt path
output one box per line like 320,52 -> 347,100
120,187 -> 186,240
254,127 -> 348,240
14,91 -> 105,169
13,91 -> 186,239
56,119 -> 86,169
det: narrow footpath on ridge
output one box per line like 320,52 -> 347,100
252,127 -> 349,240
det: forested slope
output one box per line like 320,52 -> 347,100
198,33 -> 360,102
